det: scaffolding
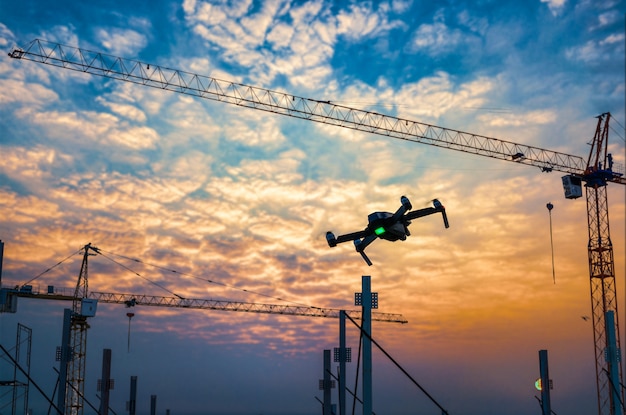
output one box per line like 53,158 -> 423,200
0,323 -> 32,415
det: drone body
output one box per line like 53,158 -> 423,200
326,196 -> 449,265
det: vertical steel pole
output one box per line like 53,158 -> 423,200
339,310 -> 346,415
0,240 -> 4,287
539,350 -> 551,415
57,308 -> 73,415
150,395 -> 156,415
605,311 -> 622,415
323,349 -> 332,415
129,376 -> 137,415
362,276 -> 372,415
99,349 -> 112,415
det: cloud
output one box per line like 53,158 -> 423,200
407,10 -> 472,56
95,27 -> 148,56
183,1 -> 408,90
0,188 -> 63,224
565,32 -> 626,63
336,2 -> 404,40
350,71 -> 495,121
40,25 -> 80,47
14,106 -> 159,150
222,116 -> 286,146
540,0 -> 566,16
476,109 -> 557,127
0,22 -> 16,48
595,10 -> 622,28
185,0 -> 334,88
96,97 -> 147,123
0,79 -> 58,106
0,145 -> 73,183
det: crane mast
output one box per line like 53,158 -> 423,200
8,39 -> 626,414
584,113 -> 623,415
64,245 -> 91,415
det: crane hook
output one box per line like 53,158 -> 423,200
547,202 -> 555,284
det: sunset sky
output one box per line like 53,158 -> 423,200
0,1 -> 625,415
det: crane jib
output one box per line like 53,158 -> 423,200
12,38 -> 622,180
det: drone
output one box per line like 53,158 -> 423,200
326,196 -> 449,266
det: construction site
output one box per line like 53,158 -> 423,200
0,3 -> 624,415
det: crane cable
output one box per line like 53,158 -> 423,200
18,247 -> 84,288
96,248 -> 318,308
14,245 -> 325,309
95,250 -> 184,299
344,313 -> 450,415
547,203 -> 556,284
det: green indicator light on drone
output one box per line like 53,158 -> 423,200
375,227 -> 386,235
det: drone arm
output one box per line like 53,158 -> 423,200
335,230 -> 369,244
404,203 -> 449,229
355,233 -> 378,252
404,207 -> 438,220
390,195 -> 413,223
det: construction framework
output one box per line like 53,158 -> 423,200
1,243 -> 406,415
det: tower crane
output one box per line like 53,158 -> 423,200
0,243 -> 407,415
7,39 -> 626,415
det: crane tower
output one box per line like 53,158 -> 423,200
64,245 -> 93,415
583,113 -> 623,414
7,39 -> 626,415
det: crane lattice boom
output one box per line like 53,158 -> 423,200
2,288 -> 406,323
12,39 -> 626,183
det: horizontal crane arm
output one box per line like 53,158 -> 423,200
0,288 -> 407,323
9,39 -> 599,179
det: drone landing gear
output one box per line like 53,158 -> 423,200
359,251 -> 373,266
354,240 -> 373,266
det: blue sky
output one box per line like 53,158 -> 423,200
0,1 -> 624,415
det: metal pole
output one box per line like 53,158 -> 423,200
129,376 -> 137,415
339,310 -> 346,415
605,311 -> 622,415
362,276 -> 372,415
150,395 -> 156,415
539,350 -> 551,415
99,349 -> 112,415
0,240 -> 4,288
57,309 -> 73,415
323,350 -> 332,415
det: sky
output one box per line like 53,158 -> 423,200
0,0 -> 624,415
